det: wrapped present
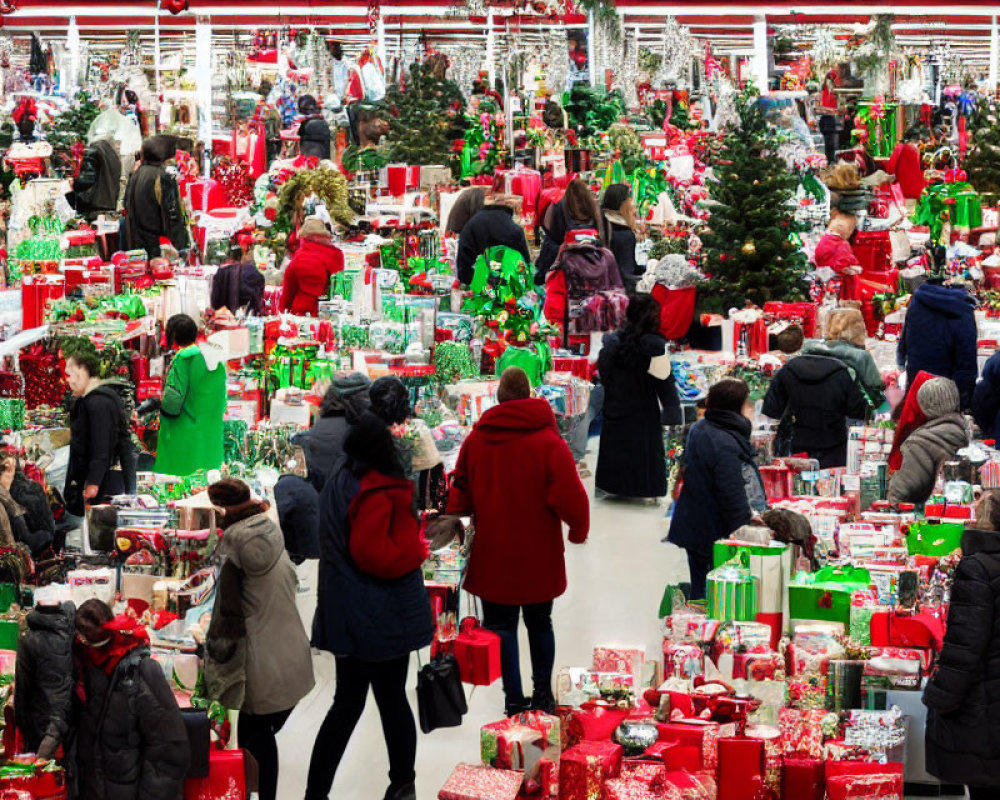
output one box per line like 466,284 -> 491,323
788,565 -> 872,626
825,761 -> 903,800
183,749 -> 246,800
706,559 -> 758,622
746,679 -> 787,727
905,521 -> 964,556
843,707 -> 906,758
656,720 -> 724,772
480,711 -> 560,783
662,640 -> 704,680
535,757 -> 558,799
869,611 -> 943,651
555,668 -> 635,708
558,740 -> 623,800
593,646 -> 645,680
787,676 -> 827,710
778,708 -> 826,758
455,618 -> 502,686
438,763 -> 522,800
601,777 -> 660,800
0,764 -> 67,798
732,651 -> 783,682
568,703 -> 630,744
717,736 -> 765,800
619,761 -> 667,788
782,756 -> 825,800
745,723 -> 782,792
660,771 -> 715,800
712,540 -> 791,617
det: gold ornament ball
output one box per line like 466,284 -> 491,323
741,241 -> 756,255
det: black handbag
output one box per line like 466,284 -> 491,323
416,654 -> 467,734
180,709 -> 211,778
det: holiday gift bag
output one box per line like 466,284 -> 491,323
706,558 -> 759,623
905,521 -> 964,557
788,565 -> 872,626
782,756 -> 825,800
454,617 -> 502,686
713,540 -> 791,616
778,707 -> 826,758
182,748 -> 246,800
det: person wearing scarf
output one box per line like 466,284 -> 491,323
600,183 -> 641,289
73,599 -> 189,800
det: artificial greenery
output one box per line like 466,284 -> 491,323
964,97 -> 1000,199
45,91 -> 101,152
606,123 -> 648,175
575,0 -> 623,44
565,85 -> 626,139
851,14 -> 898,80
699,88 -> 809,312
276,167 -> 355,230
381,60 -> 465,167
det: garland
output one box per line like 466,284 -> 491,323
277,167 -> 356,230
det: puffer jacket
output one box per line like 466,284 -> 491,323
213,513 -> 314,715
801,339 -> 885,407
924,528 -> 1000,786
972,350 -> 1000,440
887,413 -> 969,505
10,471 -> 54,554
15,602 -> 75,753
76,646 -> 189,800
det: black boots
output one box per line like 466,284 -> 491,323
384,782 -> 416,800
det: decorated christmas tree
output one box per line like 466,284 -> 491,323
964,99 -> 1000,200
381,59 -> 465,167
699,88 -> 808,312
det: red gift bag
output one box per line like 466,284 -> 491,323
21,276 -> 66,330
762,301 -> 818,338
651,284 -> 696,340
782,756 -> 825,800
0,765 -> 68,799
453,616 -> 502,686
717,736 -> 765,800
184,749 -> 246,800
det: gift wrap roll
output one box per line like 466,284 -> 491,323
707,564 -> 759,623
825,660 -> 865,713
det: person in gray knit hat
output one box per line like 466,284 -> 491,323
888,378 -> 969,505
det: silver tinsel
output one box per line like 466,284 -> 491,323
592,14 -> 624,91
542,28 -> 570,97
810,27 -> 846,76
439,45 -> 485,99
656,16 -> 695,89
621,28 -> 639,109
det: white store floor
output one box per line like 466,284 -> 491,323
269,449 -> 964,800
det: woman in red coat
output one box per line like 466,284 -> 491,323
280,216 -> 344,316
446,367 -> 590,715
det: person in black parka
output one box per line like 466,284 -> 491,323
69,138 -> 122,216
761,353 -> 868,468
595,294 -> 682,499
121,135 -> 188,259
297,95 -> 331,160
454,195 -> 532,286
924,491 -> 1000,799
898,280 -> 978,408
600,183 -> 640,290
210,242 -> 265,316
15,592 -> 75,761
274,473 -> 319,563
668,379 -> 768,600
73,599 -> 189,800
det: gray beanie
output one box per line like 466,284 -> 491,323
320,372 -> 371,419
917,378 -> 960,420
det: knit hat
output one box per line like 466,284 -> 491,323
916,378 -> 960,419
207,479 -> 267,529
320,372 -> 371,418
497,367 -> 531,403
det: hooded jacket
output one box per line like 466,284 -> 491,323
455,205 -> 531,286
122,161 -> 188,258
972,350 -> 1000,441
887,412 -> 969,505
71,138 -> 122,215
154,344 -> 227,477
10,471 -> 54,555
898,282 -> 978,407
210,513 -> 314,715
761,354 -> 869,468
604,213 -> 640,288
925,528 -> 1000,786
313,464 -> 434,661
280,237 -> 344,316
801,339 -> 885,407
669,409 -> 768,553
447,398 -> 589,605
274,474 -> 320,561
15,602 -> 75,753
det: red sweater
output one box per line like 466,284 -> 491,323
280,237 -> 344,316
348,470 -> 428,580
447,398 -> 589,605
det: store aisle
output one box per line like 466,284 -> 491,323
272,464 -> 689,799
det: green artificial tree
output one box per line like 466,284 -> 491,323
381,60 -> 465,167
699,89 -> 809,312
964,98 -> 1000,201
45,91 -> 102,174
565,86 -> 626,139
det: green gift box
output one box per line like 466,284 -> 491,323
0,619 -> 19,651
707,557 -> 759,622
906,521 -> 964,557
788,565 -> 872,626
0,583 -> 16,614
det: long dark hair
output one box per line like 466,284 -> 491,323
563,178 -> 599,226
346,412 -> 405,478
615,294 -> 662,370
600,183 -> 634,242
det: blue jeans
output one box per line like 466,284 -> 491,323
481,600 -> 555,709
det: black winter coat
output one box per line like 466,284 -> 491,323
274,474 -> 320,560
668,410 -> 768,554
77,647 -> 190,800
293,413 -> 352,492
898,282 -> 978,408
66,386 -> 132,511
298,116 -> 331,160
11,472 -> 54,554
924,529 -> 1000,787
761,354 -> 868,468
455,206 -> 532,286
122,163 -> 188,259
312,456 -> 434,661
70,139 -> 122,215
607,223 -> 639,288
534,199 -> 599,284
972,350 -> 1000,440
595,332 -> 682,498
210,261 -> 265,315
15,603 -> 75,753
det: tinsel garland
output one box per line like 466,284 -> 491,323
438,45 -> 485,100
657,17 -> 696,88
541,29 -> 570,97
433,341 -> 478,385
810,27 -> 846,76
0,399 -> 25,432
212,156 -> 253,207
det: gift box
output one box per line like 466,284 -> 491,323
706,560 -> 758,622
869,611 -> 944,651
0,765 -> 67,799
535,757 -> 558,799
438,763 -> 522,800
781,756 -> 825,800
717,736 -> 765,800
593,646 -> 645,679
788,565 -> 871,626
825,761 -> 903,800
455,618 -> 502,686
555,668 -> 635,708
558,740 -> 623,800
601,777 -> 660,800
905,521 -> 964,556
480,711 -> 560,783
183,749 -> 246,800
713,540 -> 791,619
660,771 -> 715,800
662,640 -> 704,680
778,708 -> 825,758
656,720 -> 724,772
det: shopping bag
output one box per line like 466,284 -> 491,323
416,654 -> 468,733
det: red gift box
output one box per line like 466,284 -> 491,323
21,276 -> 65,330
570,704 -> 629,743
184,749 -> 246,799
601,778 -> 660,800
869,611 -> 944,651
762,301 -> 818,338
825,761 -> 903,800
782,756 -> 825,800
438,763 -> 522,800
455,617 -> 502,685
717,736 -> 765,800
592,646 -> 645,678
558,740 -> 623,800
480,711 -> 560,782
656,720 -> 724,771
0,765 -> 68,799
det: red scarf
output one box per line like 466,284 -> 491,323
78,615 -> 150,677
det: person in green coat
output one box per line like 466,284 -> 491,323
154,314 -> 227,477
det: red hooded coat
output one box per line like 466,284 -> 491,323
447,397 -> 590,605
280,237 -> 344,316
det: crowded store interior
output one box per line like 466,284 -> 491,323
0,0 -> 998,798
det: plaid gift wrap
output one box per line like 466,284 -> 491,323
437,764 -> 523,800
558,740 -> 623,800
480,712 -> 560,783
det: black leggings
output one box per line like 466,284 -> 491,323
305,654 -> 415,799
237,707 -> 292,800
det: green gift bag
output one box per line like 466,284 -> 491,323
0,583 -> 16,614
906,521 -> 964,557
496,342 -> 552,387
788,565 -> 872,626
0,619 -> 18,651
707,557 -> 759,622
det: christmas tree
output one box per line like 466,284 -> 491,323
964,99 -> 1000,200
381,60 -> 465,167
699,88 -> 808,312
45,91 -> 101,152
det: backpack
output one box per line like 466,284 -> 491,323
547,240 -> 629,341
